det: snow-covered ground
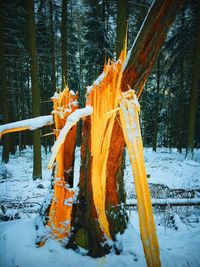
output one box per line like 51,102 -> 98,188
0,146 -> 200,267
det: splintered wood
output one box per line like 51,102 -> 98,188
119,90 -> 161,267
86,57 -> 123,239
47,87 -> 78,239
0,57 -> 161,266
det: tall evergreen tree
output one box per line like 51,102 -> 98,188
0,0 -> 10,163
61,0 -> 67,89
187,0 -> 200,157
26,0 -> 42,179
49,0 -> 56,93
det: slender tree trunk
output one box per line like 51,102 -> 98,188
26,0 -> 42,179
49,0 -> 56,93
167,92 -> 172,150
61,0 -> 67,89
0,0 -> 10,163
116,0 -> 128,59
152,57 -> 160,151
177,7 -> 185,153
187,1 -> 200,157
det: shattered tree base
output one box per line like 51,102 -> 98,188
34,57 -> 160,266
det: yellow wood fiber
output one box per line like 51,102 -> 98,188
87,58 -> 124,239
48,87 -> 77,239
119,91 -> 161,267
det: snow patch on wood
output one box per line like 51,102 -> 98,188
48,106 -> 93,169
0,115 -> 54,139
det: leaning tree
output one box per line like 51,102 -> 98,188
0,1 -> 184,266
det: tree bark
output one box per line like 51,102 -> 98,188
116,0 -> 128,59
61,0 -> 67,89
107,0 -> 183,237
67,117 -> 110,257
187,1 -> 200,157
121,0 -> 184,95
0,0 -> 10,163
26,0 -> 42,179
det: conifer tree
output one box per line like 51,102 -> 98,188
26,0 -> 42,179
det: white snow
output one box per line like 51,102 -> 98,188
48,106 -> 93,169
51,92 -> 59,99
93,71 -> 105,86
69,90 -> 76,96
0,147 -> 200,267
0,115 -> 54,138
86,71 -> 105,95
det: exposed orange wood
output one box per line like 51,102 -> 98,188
119,91 -> 160,267
48,107 -> 93,170
86,55 -> 124,239
0,126 -> 31,137
47,87 -> 78,239
64,125 -> 76,187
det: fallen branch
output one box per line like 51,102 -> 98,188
127,198 -> 200,208
0,115 -> 54,139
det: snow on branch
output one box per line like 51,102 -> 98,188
48,106 -> 93,170
0,115 -> 54,139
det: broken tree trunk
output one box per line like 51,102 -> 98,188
68,0 -> 184,259
106,0 -> 183,236
68,56 -> 126,256
0,0 -> 185,265
46,88 -> 79,239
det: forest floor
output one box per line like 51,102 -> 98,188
0,146 -> 200,267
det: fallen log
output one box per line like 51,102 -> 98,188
127,198 -> 200,208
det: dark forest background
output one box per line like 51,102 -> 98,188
0,0 -> 200,163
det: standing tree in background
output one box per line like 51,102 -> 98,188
61,0 -> 67,89
49,0 -> 57,94
0,0 -> 10,163
26,0 -> 42,179
177,6 -> 185,153
116,0 -> 128,59
187,0 -> 200,157
83,0 -> 113,85
152,56 -> 160,151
